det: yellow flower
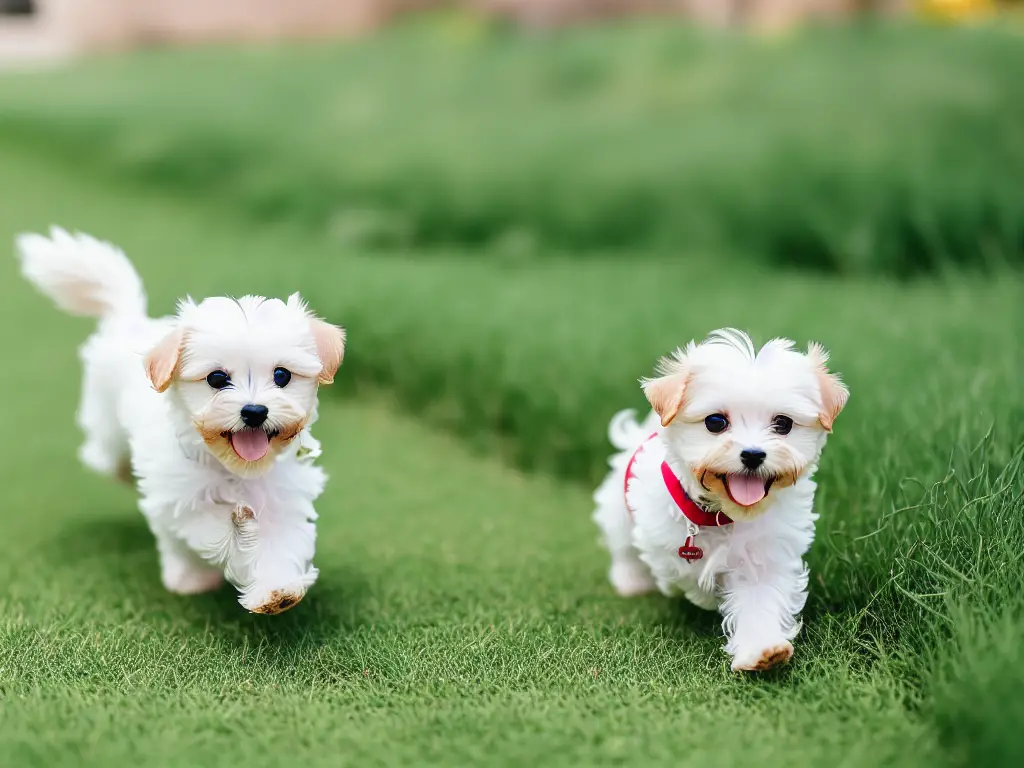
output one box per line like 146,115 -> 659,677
917,0 -> 995,21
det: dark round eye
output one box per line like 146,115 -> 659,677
772,415 -> 794,435
704,414 -> 729,434
206,370 -> 230,390
273,367 -> 292,388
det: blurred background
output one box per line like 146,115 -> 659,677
0,1 -> 1008,54
0,0 -> 1021,519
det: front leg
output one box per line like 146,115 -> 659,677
174,500 -> 318,615
228,503 -> 319,615
719,553 -> 809,672
139,497 -> 224,596
147,517 -> 225,596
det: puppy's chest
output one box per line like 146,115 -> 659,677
630,491 -> 733,565
198,474 -> 274,510
186,454 -> 327,514
183,455 -> 300,507
625,443 -> 733,565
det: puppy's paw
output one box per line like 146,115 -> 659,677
683,587 -> 720,611
161,559 -> 224,596
610,561 -> 657,597
232,503 -> 256,524
239,569 -> 318,616
731,641 -> 794,672
246,588 -> 305,615
78,442 -> 120,478
231,504 -> 259,551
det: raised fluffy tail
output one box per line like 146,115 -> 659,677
16,227 -> 147,321
592,407 -> 661,507
607,408 -> 660,452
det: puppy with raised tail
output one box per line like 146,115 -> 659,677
17,228 -> 345,614
593,329 -> 848,671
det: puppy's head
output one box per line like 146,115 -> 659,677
642,328 -> 848,522
144,294 -> 345,478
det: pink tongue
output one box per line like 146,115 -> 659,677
727,474 -> 767,507
231,429 -> 270,462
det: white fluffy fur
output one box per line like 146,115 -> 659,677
17,228 -> 345,614
593,329 -> 848,671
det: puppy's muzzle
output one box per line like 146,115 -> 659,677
240,404 -> 269,428
739,448 -> 766,471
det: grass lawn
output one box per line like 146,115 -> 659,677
0,17 -> 1022,766
1,141 -> 1023,765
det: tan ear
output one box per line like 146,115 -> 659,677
643,373 -> 689,427
311,319 -> 346,385
641,348 -> 690,427
808,342 -> 849,432
145,327 -> 183,393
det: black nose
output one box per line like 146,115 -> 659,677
240,404 -> 269,428
740,448 -> 767,471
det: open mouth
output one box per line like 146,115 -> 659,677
224,428 -> 279,463
719,473 -> 775,508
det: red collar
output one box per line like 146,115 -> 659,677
624,433 -> 733,528
660,461 -> 732,527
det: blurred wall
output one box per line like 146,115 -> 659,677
0,0 -> 432,60
0,0 -> 920,64
481,0 -> 910,28
45,0 -> 389,46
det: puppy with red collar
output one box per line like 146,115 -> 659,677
593,329 -> 848,671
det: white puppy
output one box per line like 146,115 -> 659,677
17,228 -> 345,614
593,329 -> 848,671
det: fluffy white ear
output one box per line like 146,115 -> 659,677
641,348 -> 690,427
145,327 -> 183,393
807,342 -> 849,432
311,318 -> 346,385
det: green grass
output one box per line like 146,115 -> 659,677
2,132 -> 1024,764
1,18 -> 1023,274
